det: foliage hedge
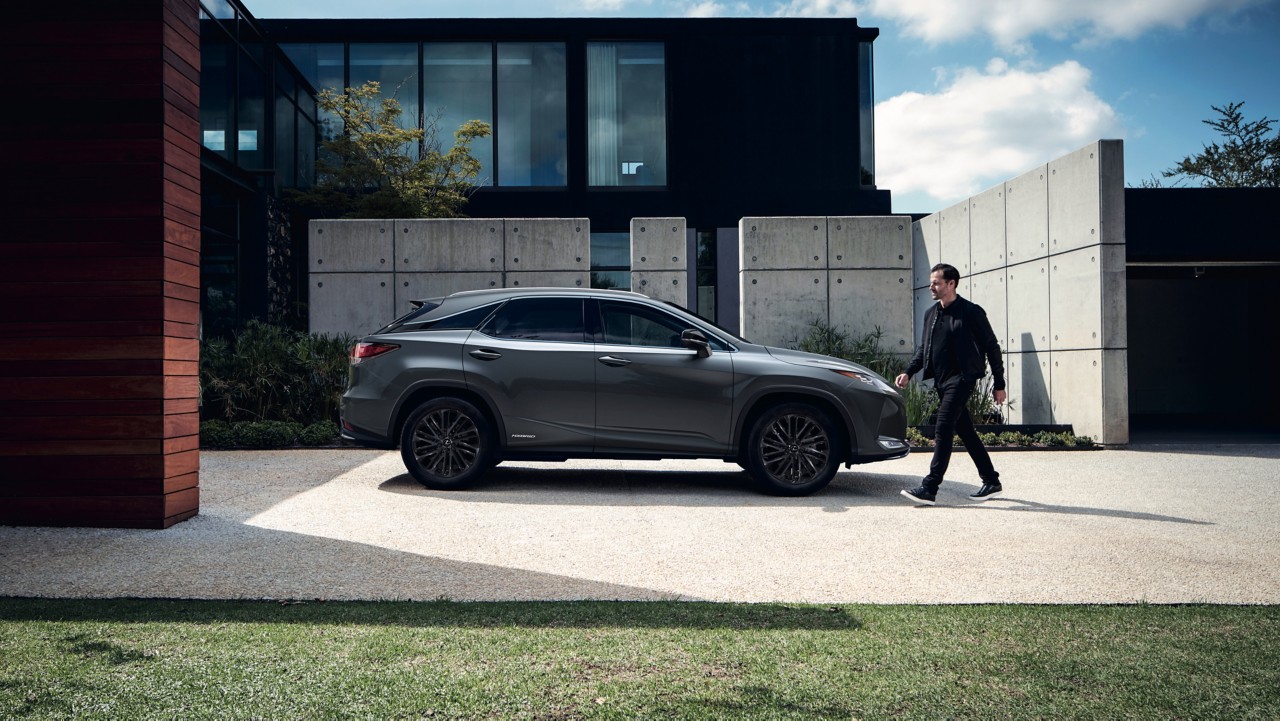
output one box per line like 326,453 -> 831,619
200,420 -> 341,450
201,320 -> 355,427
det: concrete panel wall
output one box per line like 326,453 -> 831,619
912,216 -> 940,289
739,216 -> 915,352
310,218 -> 590,337
630,218 -> 689,304
909,140 -> 1127,444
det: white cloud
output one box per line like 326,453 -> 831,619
875,59 -> 1124,204
684,1 -> 727,16
773,0 -> 861,16
864,0 -> 1267,48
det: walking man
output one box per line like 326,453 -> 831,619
895,263 -> 1006,505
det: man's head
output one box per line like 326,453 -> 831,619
929,263 -> 960,305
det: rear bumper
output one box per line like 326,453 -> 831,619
340,419 -> 396,450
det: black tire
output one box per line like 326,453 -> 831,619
744,403 -> 842,496
400,397 -> 495,490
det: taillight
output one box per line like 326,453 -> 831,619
350,341 -> 400,364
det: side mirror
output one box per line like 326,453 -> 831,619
681,329 -> 712,358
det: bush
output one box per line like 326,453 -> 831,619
795,320 -> 906,382
297,420 -> 341,447
200,420 -> 236,448
201,320 -> 355,426
201,420 -> 341,449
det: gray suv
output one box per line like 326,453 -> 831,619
341,287 -> 908,496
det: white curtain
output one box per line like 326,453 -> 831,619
587,43 -> 620,186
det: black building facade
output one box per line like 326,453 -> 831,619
221,16 -> 885,328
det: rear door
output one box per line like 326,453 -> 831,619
462,296 -> 596,452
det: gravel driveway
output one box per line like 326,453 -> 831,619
2,445 -> 1277,604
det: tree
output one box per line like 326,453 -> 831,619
1161,102 -> 1279,188
287,81 -> 492,218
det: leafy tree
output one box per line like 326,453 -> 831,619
288,81 -> 492,218
1161,102 -> 1279,188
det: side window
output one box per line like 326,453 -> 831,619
600,301 -> 690,348
480,298 -> 585,343
423,303 -> 499,331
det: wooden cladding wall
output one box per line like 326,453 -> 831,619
1,0 -> 202,528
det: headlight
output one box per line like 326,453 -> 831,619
831,369 -> 896,393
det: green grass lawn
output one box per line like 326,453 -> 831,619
2,599 -> 1277,719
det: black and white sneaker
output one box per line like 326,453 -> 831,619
900,486 -> 936,505
968,483 -> 1003,501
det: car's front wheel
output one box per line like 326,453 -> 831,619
400,397 -> 495,490
744,403 -> 842,496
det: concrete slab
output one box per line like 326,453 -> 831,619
310,220 -> 394,273
968,268 -> 1008,355
912,216 -> 940,289
1050,349 -> 1106,440
630,218 -> 685,271
1048,248 -> 1103,352
739,270 -> 828,348
969,185 -> 1007,274
505,218 -> 590,272
397,272 -> 503,310
829,269 -> 913,351
938,200 -> 971,277
1006,259 -> 1050,352
309,273 -> 395,338
1006,351 -> 1052,424
1047,143 -> 1102,255
632,271 -> 686,305
739,217 -> 827,270
1005,166 -> 1048,265
828,216 -> 911,269
505,272 -> 588,289
397,219 -> 504,272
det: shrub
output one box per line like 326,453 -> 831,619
795,320 -> 906,382
233,421 -> 304,449
297,420 -> 341,447
906,427 -> 928,447
200,420 -> 236,449
201,320 -> 355,426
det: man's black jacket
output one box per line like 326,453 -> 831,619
905,296 -> 1005,390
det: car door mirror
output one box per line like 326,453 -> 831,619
681,329 -> 712,358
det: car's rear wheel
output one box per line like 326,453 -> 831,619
744,403 -> 842,496
400,398 -> 495,490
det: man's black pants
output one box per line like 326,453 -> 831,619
925,377 -> 999,490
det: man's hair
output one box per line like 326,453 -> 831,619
931,263 -> 960,284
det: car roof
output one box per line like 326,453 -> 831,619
421,286 -> 653,306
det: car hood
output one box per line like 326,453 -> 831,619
764,346 -> 884,381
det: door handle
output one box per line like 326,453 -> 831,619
597,355 -> 632,367
469,349 -> 502,361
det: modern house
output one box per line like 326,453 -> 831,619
2,0 -> 1275,530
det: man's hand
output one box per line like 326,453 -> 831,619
994,389 -> 1007,405
895,373 -> 909,389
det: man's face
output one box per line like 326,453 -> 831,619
929,271 -> 957,302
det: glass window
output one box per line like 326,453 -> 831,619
425,43 -> 494,185
351,43 -> 420,140
481,298 -> 584,342
279,43 -> 344,139
858,41 -> 875,186
274,86 -> 296,190
590,232 -> 630,291
497,43 -> 567,187
200,29 -> 234,158
696,230 -> 717,322
600,301 -> 688,348
587,42 -> 667,187
237,54 -> 266,168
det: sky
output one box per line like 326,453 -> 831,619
246,0 -> 1280,213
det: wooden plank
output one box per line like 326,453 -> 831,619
163,241 -> 200,266
0,321 -> 168,339
163,434 -> 200,455
0,376 -> 164,401
0,281 -> 164,298
163,375 -> 199,399
164,258 -> 201,290
0,413 -> 196,440
0,449 -> 198,480
0,439 -> 166,456
0,398 -> 197,418
0,337 -> 167,362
